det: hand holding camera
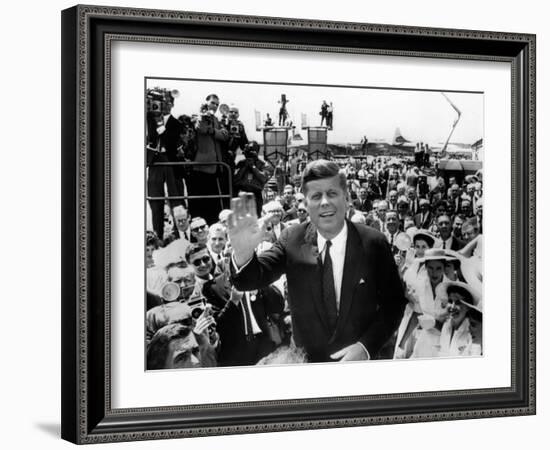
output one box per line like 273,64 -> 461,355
193,305 -> 216,335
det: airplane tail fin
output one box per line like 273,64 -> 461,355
392,127 -> 409,145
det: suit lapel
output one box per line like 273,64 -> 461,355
301,223 -> 331,333
331,222 -> 363,342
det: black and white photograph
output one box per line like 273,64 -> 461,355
54,1 -> 538,445
144,78 -> 484,370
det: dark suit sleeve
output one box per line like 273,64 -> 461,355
260,285 -> 285,316
359,234 -> 407,358
231,229 -> 289,292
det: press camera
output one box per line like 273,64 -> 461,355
160,282 -> 207,319
146,87 -> 179,115
185,293 -> 207,319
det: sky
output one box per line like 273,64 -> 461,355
147,78 -> 483,146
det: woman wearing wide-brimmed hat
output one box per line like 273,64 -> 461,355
395,240 -> 444,359
413,281 -> 482,357
400,230 -> 437,284
398,248 -> 458,358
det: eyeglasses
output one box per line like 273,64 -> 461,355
297,209 -> 307,213
191,224 -> 207,232
191,255 -> 211,267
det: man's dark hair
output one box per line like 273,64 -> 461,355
244,141 -> 260,154
434,200 -> 449,212
147,323 -> 193,370
185,242 -> 208,263
205,94 -> 219,102
301,159 -> 347,194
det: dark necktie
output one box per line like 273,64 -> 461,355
241,292 -> 253,337
322,241 -> 338,331
443,241 -> 447,249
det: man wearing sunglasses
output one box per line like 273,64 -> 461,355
286,201 -> 311,228
185,243 -> 231,314
189,217 -> 209,245
186,244 -> 215,280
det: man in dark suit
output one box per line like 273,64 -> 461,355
280,184 -> 299,223
146,102 -> 184,242
229,160 -> 406,363
414,199 -> 433,229
214,285 -> 285,366
352,187 -> 371,212
447,183 -> 462,215
263,200 -> 286,240
406,187 -> 420,216
435,214 -> 465,251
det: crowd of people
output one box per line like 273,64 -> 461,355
145,89 -> 483,370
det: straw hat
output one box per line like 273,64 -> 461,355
436,280 -> 482,312
412,230 -> 436,248
418,248 -> 456,264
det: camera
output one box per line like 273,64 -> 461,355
185,293 -> 207,319
146,88 -> 178,115
243,141 -> 260,159
229,121 -> 240,135
197,103 -> 215,132
160,282 -> 183,302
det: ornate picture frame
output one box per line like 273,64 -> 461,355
61,4 -> 535,444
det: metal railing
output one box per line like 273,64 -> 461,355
146,161 -> 233,203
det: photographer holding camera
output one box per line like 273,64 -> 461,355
233,141 -> 268,216
219,105 -> 249,208
187,94 -> 229,224
225,106 -> 249,164
146,88 -> 186,242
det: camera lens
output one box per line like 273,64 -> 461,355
191,308 -> 204,319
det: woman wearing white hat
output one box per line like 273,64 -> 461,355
407,249 -> 457,358
432,281 -> 482,357
394,233 -> 439,359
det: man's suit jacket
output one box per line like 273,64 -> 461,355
437,236 -> 466,251
408,198 -> 420,216
232,221 -> 407,362
215,286 -> 285,366
447,196 -> 461,215
282,205 -> 298,223
450,236 -> 466,251
414,211 -> 433,230
352,197 -> 371,213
